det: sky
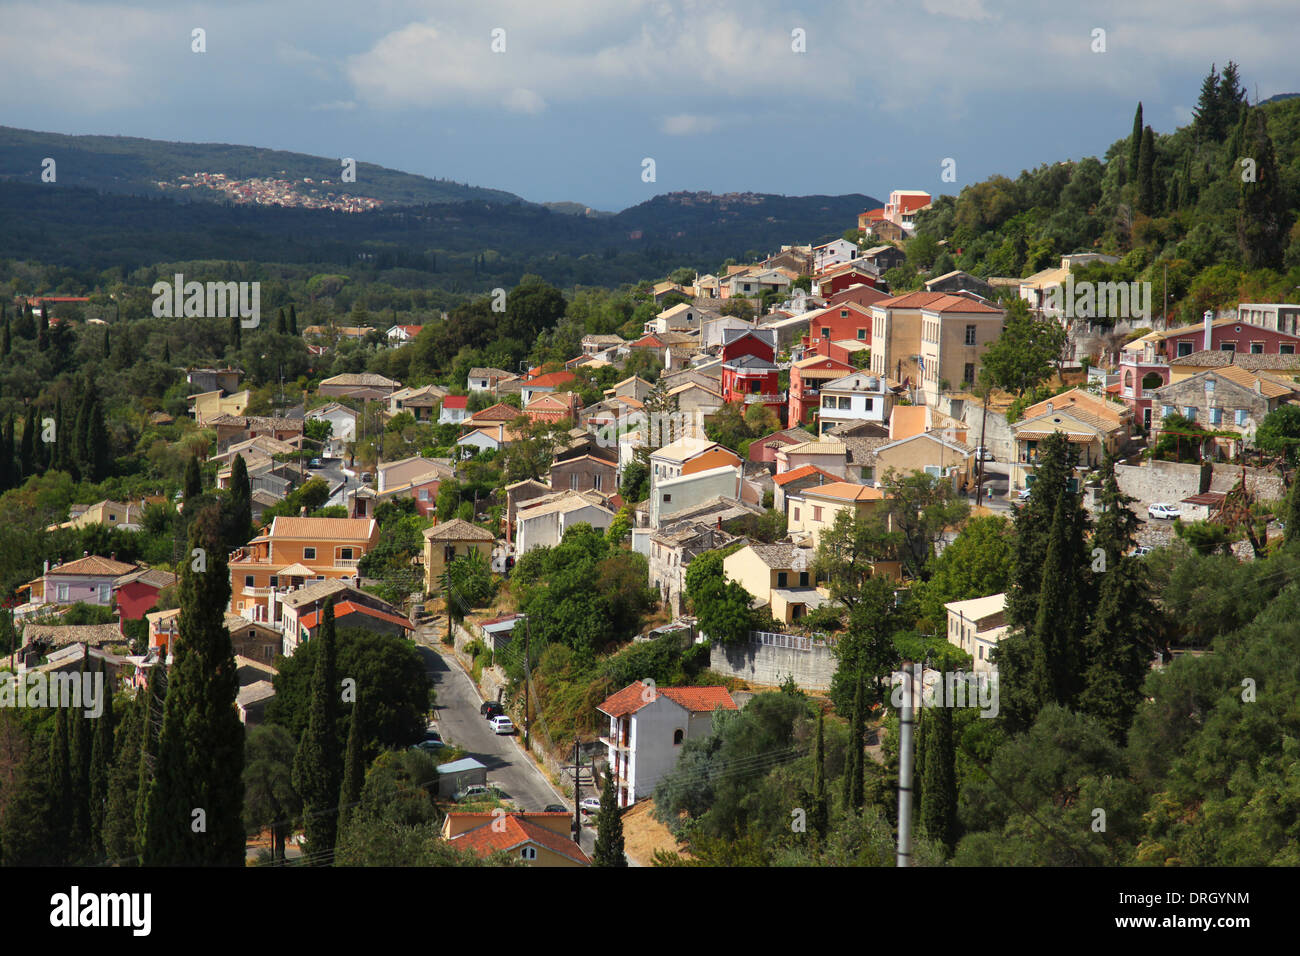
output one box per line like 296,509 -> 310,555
2,0 -> 1297,211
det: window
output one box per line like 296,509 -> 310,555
1221,342 -> 1236,352
1162,405 -> 1175,419
569,473 -> 579,490
777,572 -> 788,587
857,328 -> 867,340
861,466 -> 874,482
812,506 -> 822,521
1177,341 -> 1193,357
965,324 -> 977,346
799,572 -> 809,587
1183,406 -> 1197,421
1251,342 -> 1264,354
821,327 -> 831,338
822,396 -> 835,409
108,513 -> 116,522
1236,408 -> 1248,425
244,575 -> 255,588
838,396 -> 851,410
1210,407 -> 1222,425
1282,345 -> 1295,355
864,398 -> 874,411
444,545 -> 456,563
978,646 -> 984,660
269,576 -> 279,588
418,488 -> 429,501
792,507 -> 800,521
593,474 -> 603,491
964,363 -> 975,386
673,729 -> 684,745
520,847 -> 537,861
339,548 -> 354,561
303,547 -> 317,560
750,380 -> 761,393
663,494 -> 671,503
98,585 -> 111,603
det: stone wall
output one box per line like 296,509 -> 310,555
709,633 -> 837,691
1114,461 -> 1207,503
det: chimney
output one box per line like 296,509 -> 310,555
1255,378 -> 1262,395
110,552 -> 116,561
1204,309 -> 1213,351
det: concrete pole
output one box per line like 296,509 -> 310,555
897,661 -> 916,867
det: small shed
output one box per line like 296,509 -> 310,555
1179,491 -> 1226,522
436,757 -> 488,798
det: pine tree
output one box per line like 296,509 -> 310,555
1219,61 -> 1247,130
88,668 -> 115,858
19,405 -> 35,478
1091,449 -> 1140,570
1237,109 -> 1286,270
338,689 -> 366,832
1137,126 -> 1156,215
919,705 -> 957,854
142,506 -> 245,865
184,453 -> 202,501
1128,102 -> 1143,183
592,768 -> 627,866
293,597 -> 342,861
47,704 -> 73,863
1192,63 -> 1222,141
810,708 -> 828,840
103,686 -> 144,865
229,453 -> 252,546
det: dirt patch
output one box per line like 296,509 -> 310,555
622,798 -> 692,866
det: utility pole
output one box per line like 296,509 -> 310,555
565,741 -> 584,842
976,382 -> 989,506
523,621 -> 531,751
897,660 -> 916,867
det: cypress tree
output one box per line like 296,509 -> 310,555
74,382 -> 94,471
1030,495 -> 1087,712
142,506 -> 245,865
184,453 -> 202,501
592,768 -> 627,867
229,313 -> 241,352
288,304 -> 298,336
229,453 -> 252,546
1078,557 -> 1154,744
14,301 -> 33,338
0,413 -> 13,491
1237,109 -> 1285,270
88,668 -> 115,858
36,303 -> 49,351
810,708 -> 828,840
1128,102 -> 1143,183
0,735 -> 56,865
162,338 -> 171,364
134,664 -> 167,865
47,704 -> 73,862
919,706 -> 957,854
842,670 -> 866,813
68,655 -> 95,860
293,597 -> 342,861
1091,449 -> 1140,570
276,308 -> 287,335
102,328 -> 111,359
103,685 -> 143,865
19,405 -> 35,478
338,689 -> 367,832
87,399 -> 110,483
1,310 -> 9,357
1137,125 -> 1156,215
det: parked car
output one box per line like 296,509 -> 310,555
543,804 -> 567,813
488,715 -> 515,735
1017,487 -> 1032,501
455,784 -> 495,802
421,729 -> 444,746
1148,503 -> 1181,520
481,701 -> 505,719
410,738 -> 444,752
579,796 -> 601,815
974,446 -> 995,462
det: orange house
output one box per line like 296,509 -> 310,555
228,516 -> 379,625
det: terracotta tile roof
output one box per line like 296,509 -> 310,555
21,623 -> 124,648
1171,350 -> 1300,371
598,680 -> 736,718
442,395 -> 469,409
772,464 -> 839,486
468,403 -> 521,423
46,555 -> 138,577
300,600 -> 411,632
801,481 -> 886,502
526,371 -> 576,389
268,516 -> 376,540
449,814 -> 591,865
1204,364 -> 1295,398
319,373 -> 401,388
423,518 -> 496,542
113,567 -> 177,590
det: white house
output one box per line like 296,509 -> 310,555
597,681 -> 737,808
650,464 -> 743,529
306,403 -> 357,458
813,238 -> 860,273
438,395 -> 470,425
514,490 -> 614,554
456,425 -> 507,456
385,324 -> 423,346
944,593 -> 1007,673
816,372 -> 891,435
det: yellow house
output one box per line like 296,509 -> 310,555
787,481 -> 891,548
423,518 -> 496,594
190,389 -> 251,425
46,499 -> 144,532
722,542 -> 832,624
873,432 -> 975,492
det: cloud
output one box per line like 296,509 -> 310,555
661,114 -> 718,136
503,88 -> 546,114
922,0 -> 993,20
310,100 -> 357,111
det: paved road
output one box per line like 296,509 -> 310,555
413,628 -> 600,857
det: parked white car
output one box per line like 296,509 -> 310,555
1148,503 -> 1181,520
580,796 -> 601,815
974,446 -> 995,462
488,715 -> 515,735
1017,487 -> 1032,501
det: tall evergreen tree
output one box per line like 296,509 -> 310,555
36,303 -> 49,351
810,709 -> 829,840
87,399 -> 110,482
1237,109 -> 1285,270
1091,449 -> 1140,570
293,597 -> 342,861
1128,102 -> 1143,182
102,328 -> 111,359
135,663 -> 166,864
1192,63 -> 1222,141
842,670 -> 866,813
162,338 -> 171,364
19,404 -> 35,478
1029,495 -> 1087,712
68,655 -> 95,860
276,307 -> 287,335
228,453 -> 252,546
288,304 -> 298,336
142,506 -> 245,865
1137,125 -> 1156,215
13,301 -> 33,338
229,313 -> 242,352
1078,556 -> 1155,744
103,686 -> 144,865
74,382 -> 94,471
0,413 -> 13,491
46,704 -> 73,862
0,736 -> 55,865
1,310 -> 9,357
592,769 -> 627,867
338,689 -> 366,832
1286,480 -> 1300,547
919,705 -> 957,854
184,453 -> 202,501
88,676 -> 116,859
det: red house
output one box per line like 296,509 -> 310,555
815,263 -> 881,297
747,427 -> 817,465
720,328 -> 777,364
721,354 -> 783,417
825,284 -> 892,311
788,355 -> 855,428
113,567 -> 177,621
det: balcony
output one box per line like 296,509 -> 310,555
743,391 -> 786,405
334,558 -> 360,568
599,735 -> 630,752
